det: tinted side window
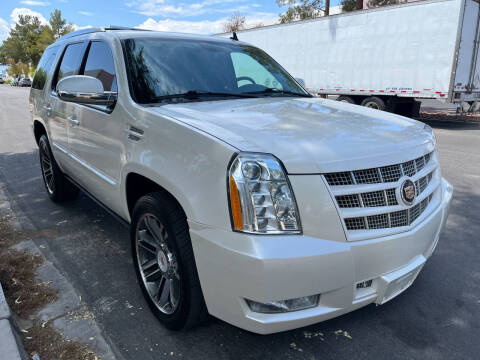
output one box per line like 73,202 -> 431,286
53,42 -> 85,89
83,42 -> 117,92
32,47 -> 57,90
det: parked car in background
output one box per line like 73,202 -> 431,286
18,78 -> 32,87
29,27 -> 452,334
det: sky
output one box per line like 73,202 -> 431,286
0,0 -> 341,43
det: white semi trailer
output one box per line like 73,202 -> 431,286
222,0 -> 480,117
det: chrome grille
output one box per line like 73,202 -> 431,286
361,190 -> 387,207
402,160 -> 416,177
344,194 -> 434,231
324,151 -> 439,239
344,217 -> 366,230
353,168 -> 381,184
380,165 -> 402,182
325,152 -> 433,186
367,214 -> 389,229
324,172 -> 353,186
336,194 -> 360,208
385,189 -> 397,205
336,171 -> 433,208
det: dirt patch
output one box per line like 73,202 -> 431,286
0,249 -> 58,318
22,322 -> 97,360
418,111 -> 480,123
0,208 -> 100,359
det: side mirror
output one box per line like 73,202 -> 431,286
295,78 -> 306,88
57,75 -> 117,106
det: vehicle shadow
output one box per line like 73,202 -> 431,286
0,150 -> 478,360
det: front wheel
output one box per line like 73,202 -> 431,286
38,135 -> 79,202
131,192 -> 208,330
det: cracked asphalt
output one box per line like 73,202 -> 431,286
0,85 -> 479,359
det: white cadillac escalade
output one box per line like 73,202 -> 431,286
29,27 -> 453,334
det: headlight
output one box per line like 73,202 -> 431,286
228,152 -> 301,234
423,123 -> 436,146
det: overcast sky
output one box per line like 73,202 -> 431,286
0,0 -> 342,43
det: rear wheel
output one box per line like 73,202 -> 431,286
131,192 -> 208,330
38,135 -> 79,202
337,95 -> 356,104
361,96 -> 386,111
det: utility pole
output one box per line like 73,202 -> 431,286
325,0 -> 330,15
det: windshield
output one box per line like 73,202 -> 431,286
122,38 -> 309,104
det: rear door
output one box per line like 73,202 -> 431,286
47,41 -> 87,166
452,0 -> 480,101
67,40 -> 123,210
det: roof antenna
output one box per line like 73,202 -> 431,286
230,31 -> 238,41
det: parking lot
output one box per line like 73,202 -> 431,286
0,84 -> 479,359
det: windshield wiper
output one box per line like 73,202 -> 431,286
151,90 -> 256,102
243,88 -> 311,97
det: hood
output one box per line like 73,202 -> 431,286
150,97 -> 435,174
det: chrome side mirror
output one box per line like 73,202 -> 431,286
57,75 -> 117,106
295,78 -> 306,88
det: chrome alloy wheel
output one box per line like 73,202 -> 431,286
135,214 -> 181,315
39,140 -> 55,194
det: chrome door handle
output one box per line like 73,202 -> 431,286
67,117 -> 80,127
43,105 -> 52,111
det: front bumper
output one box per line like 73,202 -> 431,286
189,178 -> 452,334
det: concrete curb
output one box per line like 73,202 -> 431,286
0,283 -> 27,360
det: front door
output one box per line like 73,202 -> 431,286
67,40 -> 124,212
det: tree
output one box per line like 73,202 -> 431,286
341,0 -> 357,12
367,0 -> 397,7
276,0 -> 325,23
223,12 -> 246,32
49,9 -> 74,39
6,59 -> 30,78
1,15 -> 43,65
0,9 -> 71,71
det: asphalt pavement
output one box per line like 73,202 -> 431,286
0,85 -> 479,360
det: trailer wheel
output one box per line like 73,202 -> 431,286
361,96 -> 386,111
337,95 -> 356,104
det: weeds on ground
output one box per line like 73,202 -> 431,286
0,205 -> 99,359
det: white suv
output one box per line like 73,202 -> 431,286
29,27 -> 453,334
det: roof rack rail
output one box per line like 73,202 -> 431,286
104,25 -> 151,31
60,27 -> 104,40
58,26 -> 151,41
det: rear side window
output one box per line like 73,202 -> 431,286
32,47 -> 57,90
82,42 -> 117,92
52,42 -> 85,89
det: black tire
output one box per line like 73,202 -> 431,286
131,192 -> 208,330
337,95 -> 357,104
360,96 -> 386,111
38,135 -> 79,202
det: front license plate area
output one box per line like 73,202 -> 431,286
375,255 -> 425,305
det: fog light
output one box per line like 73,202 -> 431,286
246,295 -> 319,314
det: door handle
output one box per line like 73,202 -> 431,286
43,105 -> 52,111
67,117 -> 80,127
